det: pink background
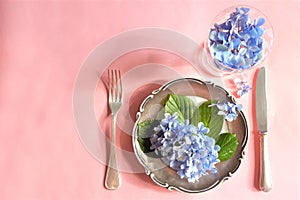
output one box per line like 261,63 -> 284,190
1,0 -> 299,200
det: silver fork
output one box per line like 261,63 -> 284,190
105,69 -> 122,190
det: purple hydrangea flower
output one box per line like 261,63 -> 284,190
234,77 -> 252,97
209,7 -> 266,70
210,101 -> 242,121
150,113 -> 220,183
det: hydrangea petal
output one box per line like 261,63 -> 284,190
256,17 -> 265,26
240,7 -> 250,13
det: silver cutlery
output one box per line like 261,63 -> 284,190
255,67 -> 272,192
105,69 -> 122,190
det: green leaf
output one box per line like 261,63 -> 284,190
191,100 -> 223,140
191,108 -> 200,127
138,120 -> 151,134
164,94 -> 196,122
216,133 -> 239,162
198,100 -> 217,127
137,120 -> 159,154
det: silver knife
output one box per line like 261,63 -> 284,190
256,67 -> 272,192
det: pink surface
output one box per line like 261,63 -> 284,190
1,0 -> 299,200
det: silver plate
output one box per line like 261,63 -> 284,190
132,78 -> 248,193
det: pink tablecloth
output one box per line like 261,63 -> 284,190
1,1 -> 299,200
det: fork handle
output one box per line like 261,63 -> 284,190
104,115 -> 120,190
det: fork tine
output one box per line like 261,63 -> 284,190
108,69 -> 112,101
111,69 -> 115,101
112,69 -> 116,102
116,70 -> 122,102
114,69 -> 118,102
113,69 -> 118,102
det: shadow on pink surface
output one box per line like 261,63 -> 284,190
251,68 -> 262,191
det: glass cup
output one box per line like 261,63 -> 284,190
202,5 -> 273,76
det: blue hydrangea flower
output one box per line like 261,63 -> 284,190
209,7 -> 266,70
234,77 -> 252,97
211,101 -> 242,121
150,113 -> 220,183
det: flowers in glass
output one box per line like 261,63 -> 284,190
208,7 -> 266,70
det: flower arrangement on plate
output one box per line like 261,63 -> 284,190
132,78 -> 248,193
139,95 -> 242,183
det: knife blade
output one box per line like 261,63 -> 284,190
256,67 -> 268,133
255,67 -> 272,192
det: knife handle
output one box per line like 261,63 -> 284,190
259,133 -> 272,192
